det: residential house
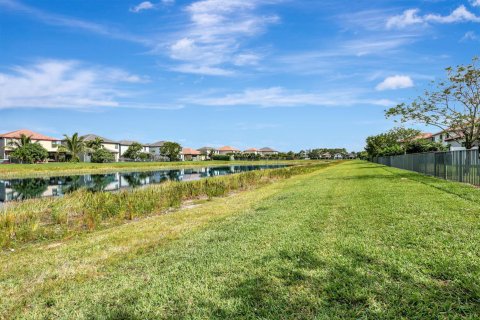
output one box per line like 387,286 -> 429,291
218,146 -> 240,155
444,133 -> 480,151
80,134 -> 120,162
258,147 -> 278,156
0,129 -> 61,161
346,153 -> 356,159
148,141 -> 166,160
334,153 -> 344,160
243,148 -> 259,155
197,147 -> 219,159
181,148 -> 202,161
119,140 -> 149,158
321,152 -> 332,159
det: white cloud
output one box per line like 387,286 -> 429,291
386,9 -> 424,29
462,31 -> 479,41
130,1 -> 155,13
0,60 -> 148,109
387,5 -> 480,29
472,0 -> 480,7
170,64 -> 234,76
162,0 -> 279,75
185,87 -> 394,108
376,75 -> 414,91
425,5 -> 480,23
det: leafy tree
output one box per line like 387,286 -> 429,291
386,57 -> 480,149
138,152 -> 151,161
63,133 -> 85,162
405,139 -> 448,154
123,142 -> 143,160
10,143 -> 49,164
91,148 -> 115,163
160,142 -> 182,161
365,127 -> 421,157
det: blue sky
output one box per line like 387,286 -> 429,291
0,0 -> 479,151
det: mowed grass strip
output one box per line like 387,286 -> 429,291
1,161 -> 480,319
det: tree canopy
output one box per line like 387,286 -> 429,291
386,57 -> 480,149
123,142 -> 144,160
10,143 -> 49,164
160,142 -> 182,161
365,127 -> 447,157
63,133 -> 85,162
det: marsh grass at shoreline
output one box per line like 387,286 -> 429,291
0,162 -> 335,248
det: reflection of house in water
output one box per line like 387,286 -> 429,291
0,178 -> 61,202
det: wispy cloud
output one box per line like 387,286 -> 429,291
461,31 -> 479,41
185,87 -> 395,108
130,1 -> 155,13
0,60 -> 154,109
159,0 -> 280,76
376,75 -> 414,91
0,0 -> 150,44
472,0 -> 480,7
387,5 -> 480,29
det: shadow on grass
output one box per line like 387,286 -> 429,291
212,247 -> 480,319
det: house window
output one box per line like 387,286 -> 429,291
52,141 -> 59,148
115,144 -> 118,149
439,134 -> 443,141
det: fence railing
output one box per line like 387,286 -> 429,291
372,149 -> 480,186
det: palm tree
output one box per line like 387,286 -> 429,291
63,133 -> 85,162
86,137 -> 104,151
10,134 -> 32,148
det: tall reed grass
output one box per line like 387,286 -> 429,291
0,163 -> 332,247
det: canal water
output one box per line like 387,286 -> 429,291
0,165 -> 288,205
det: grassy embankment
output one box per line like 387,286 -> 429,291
1,160 -> 480,319
0,160 -> 312,179
0,162 -> 333,248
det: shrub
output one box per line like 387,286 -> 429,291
10,143 -> 49,164
91,148 -> 115,163
212,155 -> 231,161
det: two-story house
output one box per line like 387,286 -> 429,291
0,129 -> 61,161
79,134 -> 120,162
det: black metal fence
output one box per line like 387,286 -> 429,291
372,149 -> 480,186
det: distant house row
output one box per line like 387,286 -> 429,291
0,129 -> 280,162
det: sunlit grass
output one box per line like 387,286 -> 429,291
1,161 -> 479,319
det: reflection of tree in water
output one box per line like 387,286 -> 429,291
10,178 -> 49,200
167,170 -> 181,182
88,174 -> 116,192
122,173 -> 144,188
60,175 -> 83,194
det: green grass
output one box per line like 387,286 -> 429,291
0,162 -> 331,248
0,160 -> 312,179
1,160 -> 480,319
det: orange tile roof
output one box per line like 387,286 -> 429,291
218,146 -> 239,151
244,148 -> 258,152
182,147 -> 201,155
0,129 -> 59,141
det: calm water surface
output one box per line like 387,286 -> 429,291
0,165 -> 288,205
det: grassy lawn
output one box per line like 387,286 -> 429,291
1,160 -> 480,319
0,160 -> 307,179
